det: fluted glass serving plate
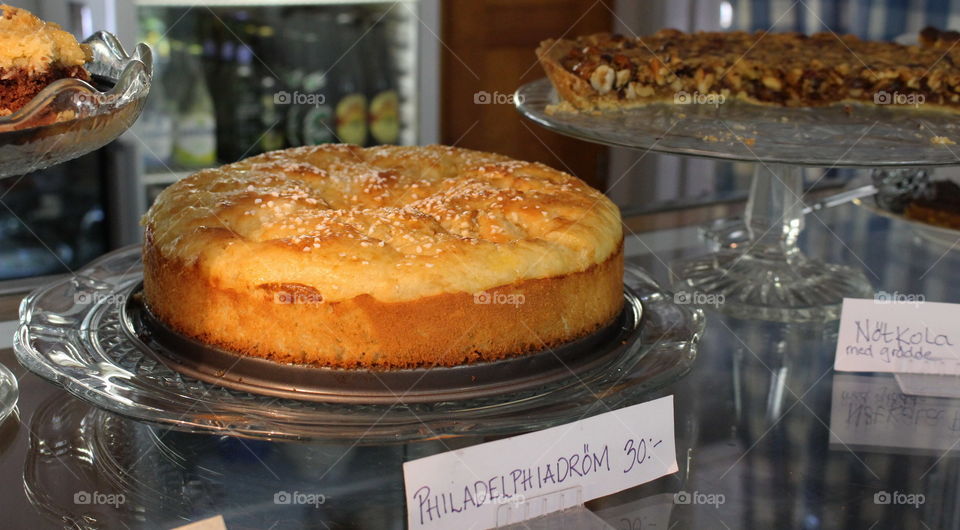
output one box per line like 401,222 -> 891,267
0,31 -> 152,177
14,245 -> 703,442
516,78 -> 960,167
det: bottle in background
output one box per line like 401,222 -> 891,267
330,9 -> 368,146
207,35 -> 233,162
134,10 -> 174,171
362,12 -> 400,145
299,10 -> 337,146
223,45 -> 264,161
256,15 -> 285,152
172,45 -> 218,169
282,11 -> 308,146
136,76 -> 174,172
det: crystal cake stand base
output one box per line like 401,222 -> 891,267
672,249 -> 873,322
671,164 -> 874,322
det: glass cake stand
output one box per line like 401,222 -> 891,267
13,245 -> 703,442
516,78 -> 960,322
0,31 -> 152,178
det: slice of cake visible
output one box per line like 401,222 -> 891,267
904,180 -> 960,230
0,4 -> 91,116
537,28 -> 960,111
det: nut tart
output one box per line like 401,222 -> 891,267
537,28 -> 960,111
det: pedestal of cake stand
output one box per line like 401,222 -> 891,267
671,163 -> 873,322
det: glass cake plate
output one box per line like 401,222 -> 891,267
515,79 -> 960,167
0,31 -> 152,178
514,78 -> 960,322
14,245 -> 703,442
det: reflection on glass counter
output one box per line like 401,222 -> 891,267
831,374 -> 960,456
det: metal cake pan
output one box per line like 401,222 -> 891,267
122,286 -> 644,405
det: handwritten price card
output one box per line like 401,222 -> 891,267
403,396 -> 677,530
834,299 -> 960,375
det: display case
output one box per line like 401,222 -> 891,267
2,1 -> 960,529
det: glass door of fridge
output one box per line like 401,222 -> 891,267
131,0 -> 436,211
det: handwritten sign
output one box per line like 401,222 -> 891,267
834,299 -> 960,375
829,374 -> 960,455
402,396 -> 677,530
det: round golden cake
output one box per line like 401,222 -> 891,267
142,144 -> 623,369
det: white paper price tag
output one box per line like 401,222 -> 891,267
834,299 -> 960,375
403,396 -> 678,530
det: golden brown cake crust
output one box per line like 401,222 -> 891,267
539,29 -> 960,110
142,144 -> 624,369
143,240 -> 624,369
